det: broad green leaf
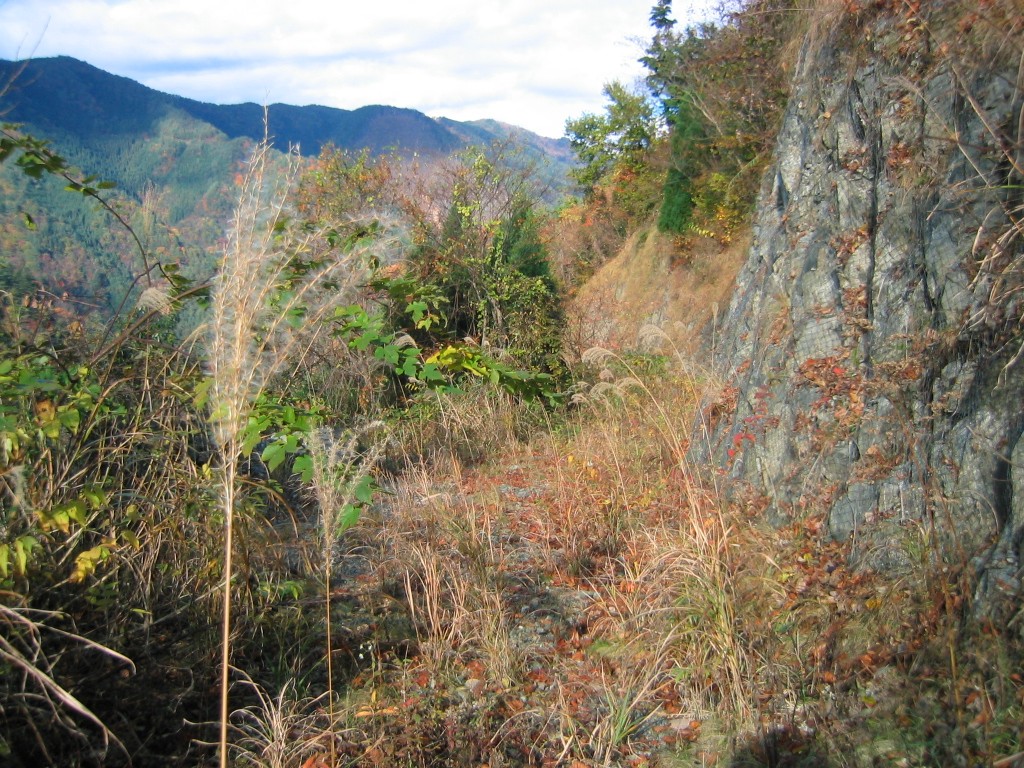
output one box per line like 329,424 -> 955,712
241,429 -> 264,456
420,363 -> 445,382
353,474 -> 376,505
261,441 -> 286,472
193,378 -> 214,409
14,536 -> 39,575
71,544 -> 110,582
292,455 -> 313,483
58,407 -> 81,433
66,500 -> 89,526
83,487 -> 106,509
338,503 -> 361,534
353,332 -> 376,351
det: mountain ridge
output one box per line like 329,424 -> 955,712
0,55 -> 574,311
0,56 -> 570,159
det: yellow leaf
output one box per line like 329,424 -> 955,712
71,544 -> 111,583
33,399 -> 56,425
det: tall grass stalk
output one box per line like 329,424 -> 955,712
206,139 -> 382,766
307,422 -> 387,765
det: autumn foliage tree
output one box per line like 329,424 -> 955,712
564,80 -> 665,227
642,0 -> 796,235
296,144 -> 565,377
560,0 -> 795,244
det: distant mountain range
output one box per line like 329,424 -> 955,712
0,56 -> 574,313
0,56 -> 572,167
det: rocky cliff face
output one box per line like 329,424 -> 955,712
701,3 -> 1023,622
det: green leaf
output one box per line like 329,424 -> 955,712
420,363 -> 445,382
66,499 -> 89,526
261,441 -> 286,472
193,378 -> 214,409
353,474 -> 376,505
83,487 -> 106,509
338,503 -> 361,534
14,536 -> 39,576
71,543 -> 111,582
401,356 -> 419,377
240,428 -> 264,457
292,454 -> 313,483
57,407 -> 81,433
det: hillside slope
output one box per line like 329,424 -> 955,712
0,57 -> 573,160
0,56 -> 573,311
566,228 -> 745,362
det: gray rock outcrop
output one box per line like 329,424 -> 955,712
698,5 -> 1023,622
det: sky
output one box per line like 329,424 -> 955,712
0,0 -> 718,138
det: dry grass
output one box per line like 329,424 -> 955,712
206,311 -> 1023,765
566,225 -> 746,365
229,673 -> 348,768
314,324 -> 770,763
205,137 -> 394,765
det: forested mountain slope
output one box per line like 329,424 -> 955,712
0,56 -> 572,312
0,57 -> 572,160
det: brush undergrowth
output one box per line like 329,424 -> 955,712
4,2 -> 1023,763
232,319 -> 1017,768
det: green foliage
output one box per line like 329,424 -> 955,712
565,113 -> 615,191
0,345 -> 169,593
298,142 -> 566,382
0,106 -> 569,764
336,473 -> 379,535
657,168 -> 694,234
565,81 -> 660,195
330,275 -> 560,407
247,395 -> 321,481
295,146 -> 396,228
641,0 -> 795,237
0,116 -> 246,313
420,148 -> 565,374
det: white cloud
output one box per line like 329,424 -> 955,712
0,0 -> 718,137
